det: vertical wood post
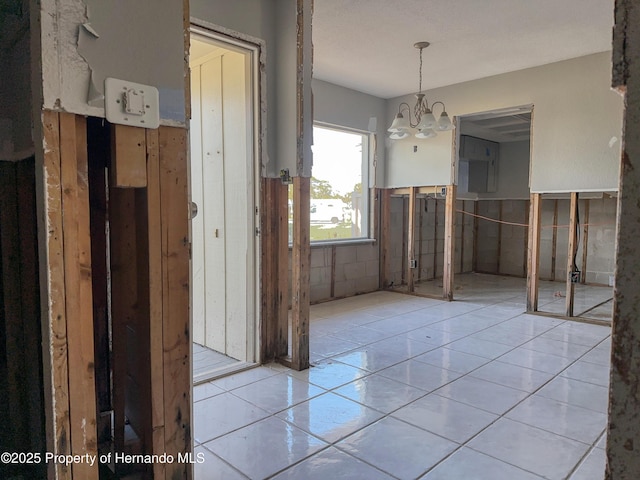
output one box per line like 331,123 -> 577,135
291,176 -> 310,371
551,199 -> 559,281
407,187 -> 417,292
472,201 -> 479,272
59,113 -> 98,480
379,189 -> 391,288
527,193 -> 542,312
460,201 -> 466,273
39,111 -> 72,480
497,200 -> 503,274
523,199 -> 530,277
581,199 -> 590,283
433,197 -> 439,279
401,197 -> 408,285
443,185 -> 456,301
565,192 -> 579,316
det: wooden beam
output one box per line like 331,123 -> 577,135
472,201 -> 479,272
417,197 -> 423,282
291,176 -> 310,371
523,200 -> 530,277
40,111 -> 72,480
407,187 -> 417,292
433,198 -> 438,280
527,193 -> 542,312
59,112 -> 98,480
145,128 -> 166,480
379,189 -> 391,288
443,185 -> 456,301
401,197 -> 408,285
108,186 -> 136,467
159,126 -> 191,477
460,201 -> 466,273
551,199 -> 558,281
497,200 -> 503,274
111,124 -> 147,188
581,199 -> 590,284
277,182 -> 289,358
565,192 -> 579,316
260,178 -> 289,362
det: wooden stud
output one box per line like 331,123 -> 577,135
565,192 -> 579,316
460,201 -> 466,273
407,187 -> 417,292
260,178 -> 278,362
551,199 -> 558,281
277,181 -> 289,358
401,197 -> 408,285
417,197 -> 424,282
159,127 -> 191,478
145,128 -> 166,480
497,200 -> 503,274
291,176 -> 310,371
443,185 -> 456,301
108,185 -> 136,467
379,189 -> 391,288
111,124 -> 147,188
523,200 -> 530,277
433,197 -> 438,280
581,199 -> 590,284
527,193 -> 542,312
40,111 -> 72,480
260,178 -> 289,362
472,201 -> 479,272
59,112 -> 98,480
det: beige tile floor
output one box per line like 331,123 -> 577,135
193,289 -> 611,479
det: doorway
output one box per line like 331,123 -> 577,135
189,28 -> 260,382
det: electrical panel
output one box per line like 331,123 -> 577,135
459,135 -> 499,193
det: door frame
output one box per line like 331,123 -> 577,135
189,21 -> 265,364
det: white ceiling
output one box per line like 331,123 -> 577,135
313,0 -> 614,99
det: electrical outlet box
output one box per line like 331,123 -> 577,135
570,270 -> 581,283
441,187 -> 447,196
410,259 -> 417,269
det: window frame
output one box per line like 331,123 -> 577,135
290,122 -> 373,246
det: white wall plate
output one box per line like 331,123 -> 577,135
104,77 -> 160,129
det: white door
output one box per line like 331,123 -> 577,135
190,37 -> 256,362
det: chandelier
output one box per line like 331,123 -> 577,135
388,42 -> 454,139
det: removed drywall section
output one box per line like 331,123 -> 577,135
37,0 -> 186,123
385,53 -> 622,192
0,4 -> 33,160
313,79 -> 386,186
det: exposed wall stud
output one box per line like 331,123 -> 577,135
527,193 -> 542,311
565,192 -> 579,316
443,185 -> 457,301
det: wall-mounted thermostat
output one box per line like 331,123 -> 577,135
105,78 -> 160,129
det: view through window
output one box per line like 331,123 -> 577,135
289,125 -> 369,242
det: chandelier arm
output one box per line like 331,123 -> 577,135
431,101 -> 447,113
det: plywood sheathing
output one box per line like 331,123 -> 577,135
607,0 -> 640,477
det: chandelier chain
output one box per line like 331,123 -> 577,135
418,47 -> 423,93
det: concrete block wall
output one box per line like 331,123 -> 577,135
305,243 -> 380,303
387,196 -> 474,285
476,200 -> 529,277
583,196 -> 617,285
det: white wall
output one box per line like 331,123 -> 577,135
312,79 -> 387,186
191,0 -> 308,177
37,0 -> 186,124
385,53 -> 623,192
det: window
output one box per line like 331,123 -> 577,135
289,124 -> 370,242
